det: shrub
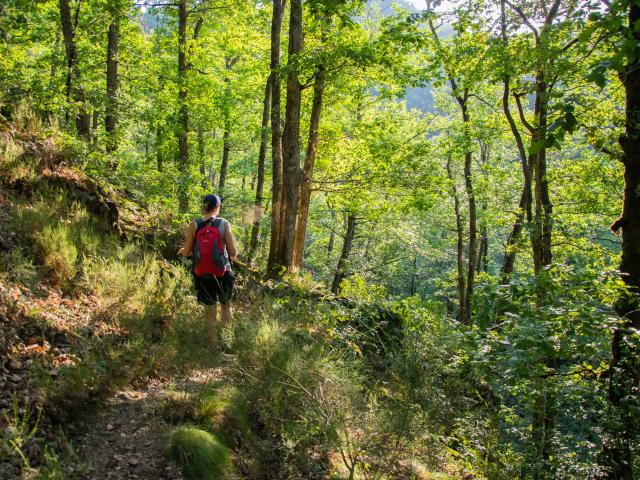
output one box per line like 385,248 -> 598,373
36,224 -> 78,283
0,247 -> 40,288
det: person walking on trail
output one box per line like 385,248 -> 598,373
178,194 -> 238,348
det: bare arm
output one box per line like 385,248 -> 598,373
178,221 -> 197,256
223,220 -> 238,259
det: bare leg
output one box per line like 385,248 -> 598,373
221,301 -> 233,327
205,305 -> 217,346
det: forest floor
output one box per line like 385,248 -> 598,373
65,367 -> 228,480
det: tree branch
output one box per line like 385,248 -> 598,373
503,0 -> 539,40
513,92 -> 535,134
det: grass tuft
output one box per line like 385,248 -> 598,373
166,426 -> 234,480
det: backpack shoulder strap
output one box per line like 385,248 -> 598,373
213,217 -> 225,238
195,217 -> 216,233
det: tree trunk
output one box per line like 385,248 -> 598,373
49,31 -> 61,87
280,0 -> 303,270
292,62 -> 326,269
477,228 -> 488,273
446,155 -> 466,323
327,204 -> 335,258
267,0 -> 286,275
249,76 -> 272,263
499,85 -> 532,278
91,109 -> 99,147
219,121 -> 231,198
156,124 -> 163,172
477,141 -> 489,274
177,0 -> 189,212
218,56 -> 237,199
331,215 -> 357,294
451,88 -> 475,326
410,254 -> 417,296
460,109 -> 477,325
105,17 -> 119,157
599,4 -> 640,478
499,0 -> 533,280
529,76 -> 552,274
59,0 -> 90,140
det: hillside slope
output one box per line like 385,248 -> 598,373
0,125 -> 470,479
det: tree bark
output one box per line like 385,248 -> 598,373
105,16 -> 119,157
218,56 -> 238,199
331,214 -> 357,294
446,155 -> 466,323
219,120 -> 231,197
292,62 -> 326,269
499,0 -> 533,280
177,0 -> 189,212
280,0 -> 303,270
267,0 -> 286,275
599,4 -> 640,478
459,99 -> 477,325
249,76 -> 272,263
59,0 -> 90,140
91,109 -> 99,147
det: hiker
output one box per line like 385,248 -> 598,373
178,194 -> 238,348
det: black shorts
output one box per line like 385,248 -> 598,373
194,270 -> 234,305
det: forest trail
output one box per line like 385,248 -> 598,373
67,367 -> 226,479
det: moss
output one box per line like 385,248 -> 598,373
166,427 -> 234,480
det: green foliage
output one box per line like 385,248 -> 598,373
1,0 -> 635,476
0,396 -> 42,470
165,427 -> 234,480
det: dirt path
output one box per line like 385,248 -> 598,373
67,368 -> 225,479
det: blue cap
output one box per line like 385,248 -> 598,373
202,194 -> 221,211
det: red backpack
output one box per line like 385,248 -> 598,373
193,217 -> 229,278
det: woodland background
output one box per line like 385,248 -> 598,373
1,0 -> 639,478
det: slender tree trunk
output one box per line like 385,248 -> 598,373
177,0 -> 189,212
0,5 -> 8,47
447,155 -> 466,323
280,0 -> 303,270
91,109 -> 99,147
156,124 -> 163,172
428,12 -> 475,324
59,0 -> 90,140
461,123 -> 477,325
327,204 -> 335,258
599,4 -> 640,478
105,17 -> 119,157
292,62 -> 326,269
477,142 -> 489,274
267,0 -> 286,275
499,0 -> 532,280
451,89 -> 475,326
410,254 -> 417,296
218,56 -> 238,199
499,83 -> 532,278
527,72 -> 555,476
331,215 -> 357,294
249,76 -> 272,263
219,121 -> 231,197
